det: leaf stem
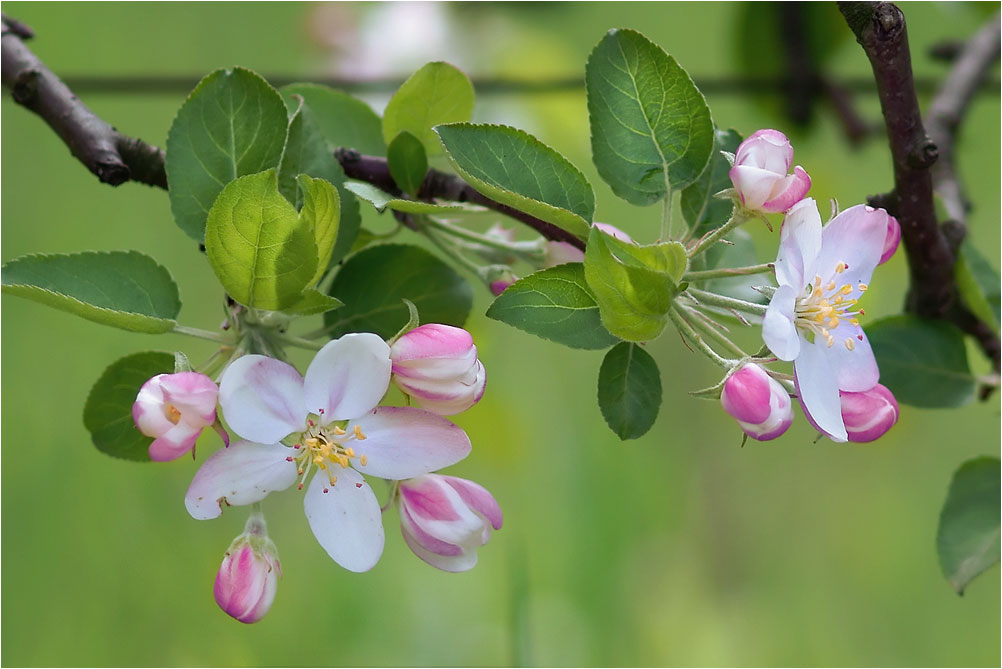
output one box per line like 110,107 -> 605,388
679,304 -> 749,358
425,217 -> 545,263
683,263 -> 774,282
423,224 -> 489,279
668,305 -> 735,369
686,208 -> 750,258
172,324 -> 233,344
660,191 -> 674,241
686,287 -> 768,315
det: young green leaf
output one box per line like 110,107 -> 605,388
284,289 -> 343,316
281,83 -> 386,155
955,243 -> 1000,332
486,263 -> 620,350
204,170 -> 318,310
296,174 -> 340,287
324,244 -> 472,339
2,251 -> 181,333
867,316 -> 976,408
937,457 -> 1000,595
598,342 -> 662,440
166,68 -> 289,241
382,62 -> 475,155
345,180 -> 482,215
436,123 -> 595,239
681,128 -> 742,239
84,351 -> 175,461
584,227 -> 687,342
586,28 -> 713,205
387,131 -> 429,196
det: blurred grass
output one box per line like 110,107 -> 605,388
2,2 -> 999,667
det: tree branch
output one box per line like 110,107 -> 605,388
839,2 -> 1000,374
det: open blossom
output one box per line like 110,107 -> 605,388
397,474 -> 502,572
729,129 -> 811,214
840,383 -> 899,442
133,372 -> 221,462
185,333 -> 472,572
720,363 -> 793,441
214,512 -> 280,624
390,324 -> 486,415
763,198 -> 890,442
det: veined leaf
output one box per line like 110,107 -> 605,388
681,127 -> 742,240
281,83 -> 385,155
382,62 -> 475,155
296,174 -> 340,287
586,28 -> 713,205
937,457 -> 1000,595
598,342 -> 662,440
955,243 -> 1000,332
387,131 -> 429,196
2,251 -> 180,333
436,123 -> 594,239
345,181 -> 483,215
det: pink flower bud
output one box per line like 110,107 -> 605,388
720,363 -> 793,440
839,383 -> 899,442
132,372 -> 220,462
489,278 -> 515,296
214,523 -> 281,624
729,129 -> 811,214
543,241 -> 585,266
879,214 -> 901,264
390,324 -> 486,415
398,474 -> 503,572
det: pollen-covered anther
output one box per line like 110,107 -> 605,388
353,425 -> 367,440
166,404 -> 182,424
858,283 -> 868,292
844,338 -> 856,351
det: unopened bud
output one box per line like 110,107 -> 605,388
840,383 -> 899,442
720,363 -> 793,440
390,324 -> 486,415
213,512 -> 281,624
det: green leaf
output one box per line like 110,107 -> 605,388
280,83 -> 385,155
867,316 -> 976,408
937,457 -> 1000,595
2,251 -> 181,334
344,181 -> 482,215
276,92 -> 362,268
586,28 -> 714,205
597,342 -> 662,440
324,244 -> 472,339
284,289 -> 343,316
204,170 -> 318,310
382,62 -> 475,155
955,243 -> 1000,332
436,123 -> 595,239
486,263 -> 620,350
387,131 -> 428,196
84,351 -> 175,462
584,227 -> 687,341
681,128 -> 742,239
297,174 -> 340,287
166,68 -> 289,241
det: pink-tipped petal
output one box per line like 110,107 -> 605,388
721,364 -> 774,424
761,165 -> 812,214
795,341 -> 848,442
303,333 -> 391,421
185,441 -> 298,520
775,198 -> 822,290
593,223 -> 634,244
879,215 -> 901,264
816,205 -> 888,289
159,372 -> 219,424
214,544 -> 278,624
132,377 -> 175,437
149,422 -> 202,462
841,383 -> 899,442
401,521 -> 479,572
729,165 -> 780,211
739,129 -> 794,171
303,467 -> 384,572
544,241 -> 585,266
400,477 -> 485,546
442,476 -> 503,530
390,324 -> 474,362
349,406 -> 472,480
219,356 -> 305,444
826,322 -> 880,392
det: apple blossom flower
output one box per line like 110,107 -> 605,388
720,363 -> 793,441
729,129 -> 811,214
185,333 -> 472,572
879,214 -> 901,264
390,324 -> 486,415
839,383 -> 899,442
543,223 -> 633,267
763,198 -> 890,442
133,372 -> 222,462
397,474 -> 502,572
214,510 -> 280,624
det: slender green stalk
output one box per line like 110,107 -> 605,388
423,225 -> 487,277
686,208 -> 750,258
425,217 -> 544,262
680,304 -> 749,358
668,305 -> 735,369
172,324 -> 233,343
687,287 -> 768,315
660,190 -> 674,241
683,263 -> 774,282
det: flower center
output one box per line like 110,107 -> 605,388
164,404 -> 182,425
287,415 -> 368,493
794,261 -> 867,350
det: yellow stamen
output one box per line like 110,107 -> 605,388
332,426 -> 347,436
166,404 -> 182,424
359,454 -> 368,466
858,283 -> 868,292
353,425 -> 367,440
844,338 -> 856,351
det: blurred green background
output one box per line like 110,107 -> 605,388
2,3 -> 999,666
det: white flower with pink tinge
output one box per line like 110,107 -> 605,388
763,198 -> 890,442
133,372 -> 223,462
729,129 -> 812,214
390,324 -> 486,415
185,333 -> 472,572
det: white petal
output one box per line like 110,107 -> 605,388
795,340 -> 848,442
349,407 -> 472,480
763,285 -> 801,361
303,467 -> 384,572
185,442 -> 298,520
303,333 -> 392,421
401,524 -> 479,572
775,198 -> 821,290
817,205 -> 887,287
219,356 -> 305,444
730,165 -> 781,211
827,323 -> 880,392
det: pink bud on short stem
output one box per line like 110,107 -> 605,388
720,363 -> 793,440
214,512 -> 281,624
398,474 -> 503,572
390,324 -> 487,415
132,372 -> 220,462
840,383 -> 899,442
728,129 -> 811,214
879,214 -> 901,264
